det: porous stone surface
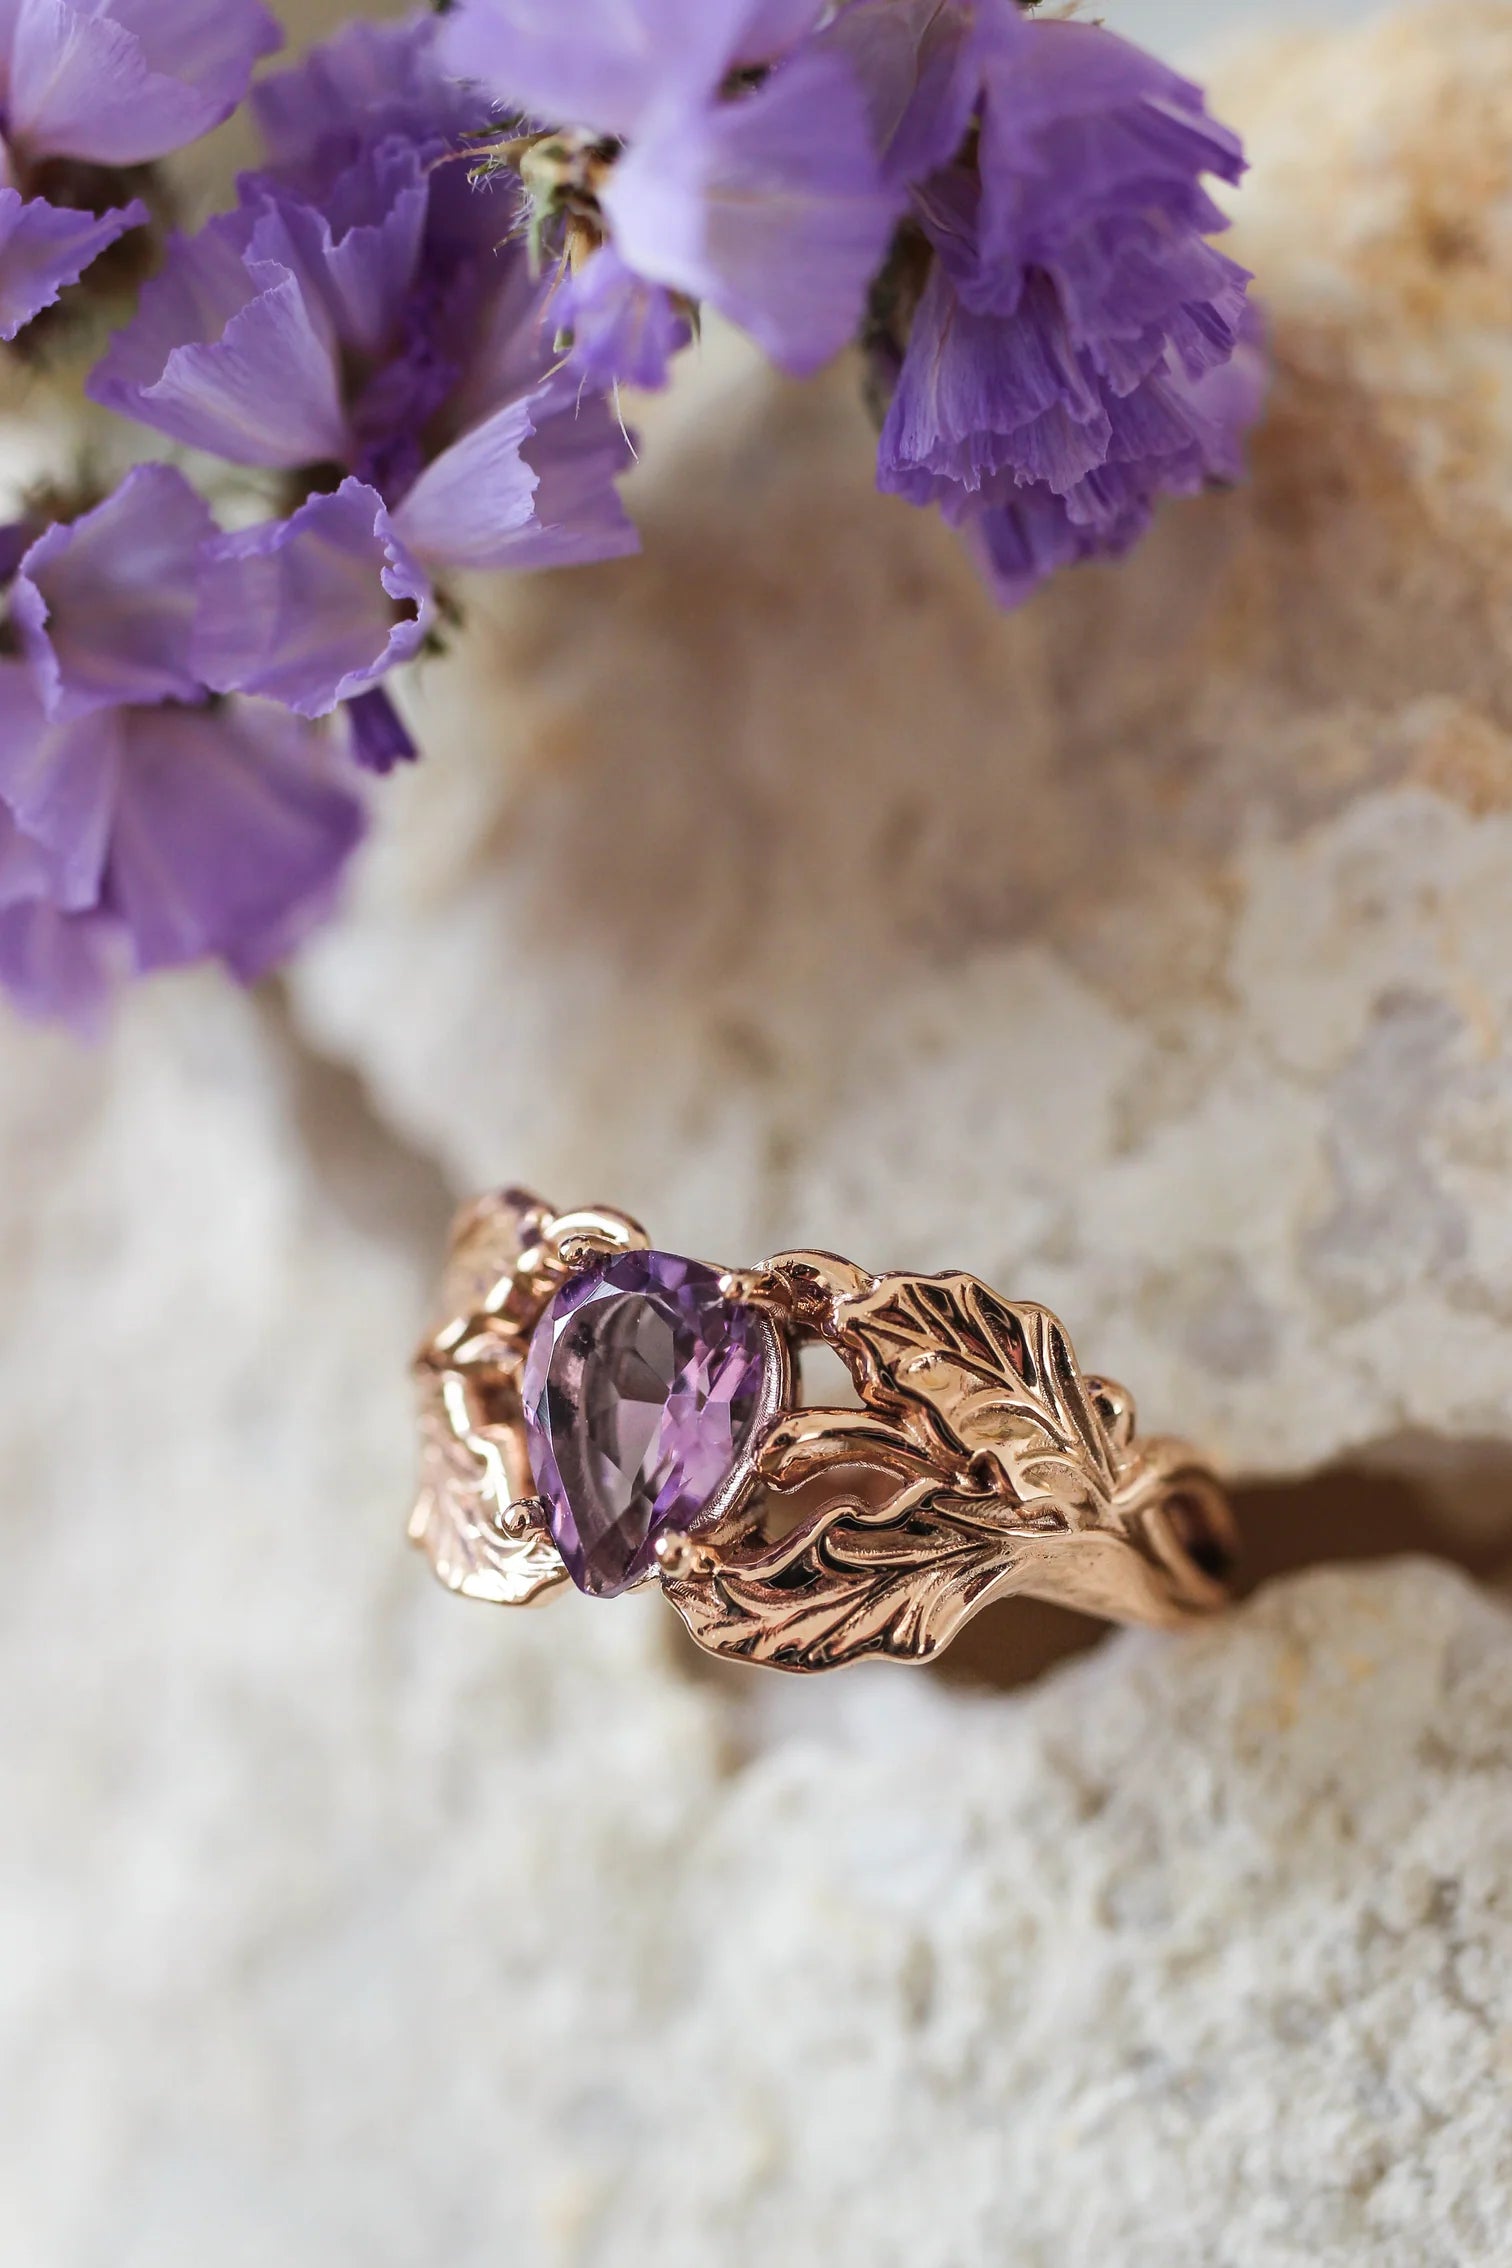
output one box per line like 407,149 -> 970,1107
4,958 -> 1512,2268
0,980 -> 723,2263
2,989 -> 1509,2268
291,1 -> 1512,1499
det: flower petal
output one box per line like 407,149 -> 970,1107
393,385 -> 639,575
559,246 -> 689,392
99,0 -> 283,120
817,0 -> 982,186
878,262 -> 1109,496
0,660 -> 119,908
195,479 -> 429,718
972,18 -> 1246,313
605,44 -> 900,375
89,214 -> 347,468
436,0 -> 756,138
439,239 -> 562,436
964,481 -> 1120,609
0,894 -> 125,1033
105,701 -> 364,981
7,0 -> 281,167
11,463 -> 213,720
729,0 -> 825,64
0,796 -> 55,910
242,154 -> 429,362
0,185 -> 146,342
519,388 -> 641,570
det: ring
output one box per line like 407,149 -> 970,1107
410,1189 -> 1237,1674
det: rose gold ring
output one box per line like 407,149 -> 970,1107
409,1188 -> 1237,1675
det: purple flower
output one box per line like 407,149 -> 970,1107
89,18 -> 638,737
439,0 -> 900,387
838,0 -> 1262,605
194,481 -> 429,724
0,0 -> 281,342
0,465 -> 363,1028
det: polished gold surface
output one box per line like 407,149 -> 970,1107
411,1191 -> 1235,1672
664,1250 -> 1235,1671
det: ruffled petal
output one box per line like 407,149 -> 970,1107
387,398 -> 537,572
519,388 -> 641,569
972,18 -> 1246,313
195,479 -> 429,718
605,44 -> 900,375
441,239 -> 561,435
0,185 -> 146,341
7,0 -> 281,168
89,215 -> 347,468
242,151 -> 429,361
963,481 -> 1129,609
105,701 -> 364,981
11,464 -> 213,720
877,262 -> 1106,496
392,384 -> 639,574
97,0 -> 283,121
88,209 -> 258,406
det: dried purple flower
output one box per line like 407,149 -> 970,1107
439,0 -> 900,388
0,466 -> 363,1028
0,0 -> 282,342
89,18 -> 638,737
838,0 -> 1263,604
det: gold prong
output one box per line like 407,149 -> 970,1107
548,1206 -> 651,1276
655,1531 -> 717,1582
495,1496 -> 548,1541
556,1231 -> 620,1270
719,1266 -> 792,1315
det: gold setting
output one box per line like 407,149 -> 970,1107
410,1188 -> 1237,1672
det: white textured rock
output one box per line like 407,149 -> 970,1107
291,2 -> 1512,1495
0,981 -> 722,2263
3,1037 -> 1509,2268
3,980 -> 1510,2264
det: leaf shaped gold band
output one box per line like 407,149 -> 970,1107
410,1188 -> 1237,1675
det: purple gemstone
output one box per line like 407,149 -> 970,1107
522,1249 -> 783,1599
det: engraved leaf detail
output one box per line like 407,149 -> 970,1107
410,1368 -> 568,1606
665,1271 -> 1146,1672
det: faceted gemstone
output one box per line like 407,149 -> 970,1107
521,1249 -> 778,1599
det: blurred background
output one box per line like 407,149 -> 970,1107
4,1 -> 1510,2263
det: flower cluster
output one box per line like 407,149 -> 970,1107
446,0 -> 1261,601
0,466 -> 363,1029
0,0 -> 280,343
1,0 -> 1261,1028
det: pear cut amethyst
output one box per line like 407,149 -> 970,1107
522,1249 -> 784,1599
